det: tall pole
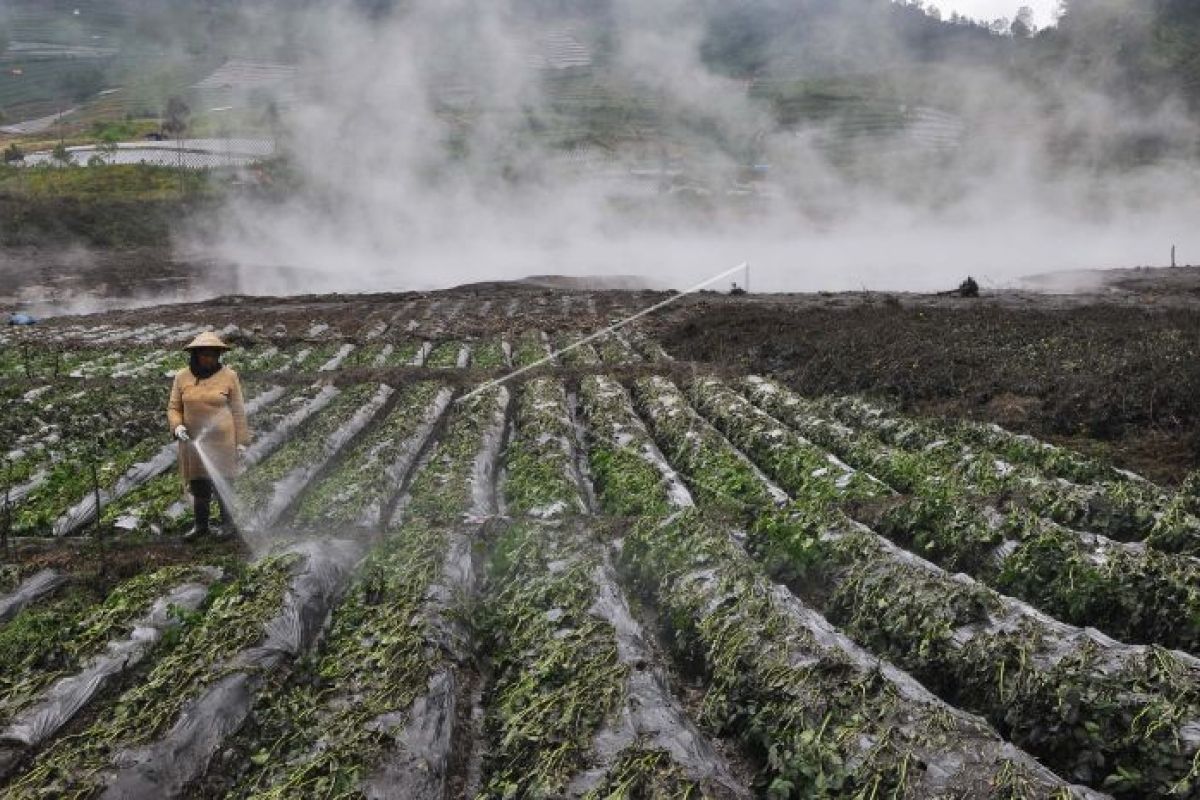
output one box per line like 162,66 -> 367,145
90,447 -> 106,577
2,453 -> 11,559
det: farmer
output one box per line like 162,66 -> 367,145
167,332 -> 250,538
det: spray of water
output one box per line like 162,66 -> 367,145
188,432 -> 260,551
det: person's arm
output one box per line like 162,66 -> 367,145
230,372 -> 250,446
167,373 -> 185,433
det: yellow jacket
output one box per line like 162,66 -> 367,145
167,366 -> 250,484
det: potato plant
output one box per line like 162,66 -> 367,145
741,377 -> 1200,654
294,381 -> 449,526
220,379 -> 509,797
236,383 -> 381,514
632,376 -> 779,520
5,555 -> 298,798
578,375 -> 678,518
0,566 -> 219,728
424,340 -> 465,368
622,511 -> 1080,799
504,378 -> 587,519
817,394 -> 1198,555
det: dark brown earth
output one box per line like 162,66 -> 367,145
655,269 -> 1200,485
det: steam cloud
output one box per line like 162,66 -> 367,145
197,0 -> 1200,295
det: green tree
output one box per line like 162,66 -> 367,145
1011,5 -> 1037,37
163,96 -> 191,139
51,142 -> 73,165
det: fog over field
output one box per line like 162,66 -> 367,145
177,0 -> 1200,294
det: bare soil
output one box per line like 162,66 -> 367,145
656,269 -> 1200,484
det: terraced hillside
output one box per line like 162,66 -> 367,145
0,290 -> 1197,799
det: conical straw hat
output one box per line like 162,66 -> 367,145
183,331 -> 232,351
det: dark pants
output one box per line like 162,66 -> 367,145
189,479 -> 233,532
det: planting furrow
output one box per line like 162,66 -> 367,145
424,341 -> 465,369
555,335 -> 602,367
741,377 -> 1200,655
595,333 -> 641,366
2,386 -> 101,501
621,511 -> 1104,800
50,387 -> 287,537
98,540 -> 361,799
286,343 -> 345,372
953,413 -> 1151,487
238,383 -> 394,532
470,339 -> 508,370
402,386 -> 509,527
504,378 -> 588,519
341,340 -> 421,369
339,390 -> 509,796
510,331 -> 553,368
630,376 -> 786,520
224,347 -> 294,375
2,384 -> 129,469
626,329 -> 673,363
357,452 -> 500,797
484,381 -> 746,797
214,387 -> 510,799
42,346 -> 178,381
640,376 -> 1200,796
317,343 -> 356,372
685,378 -> 889,507
0,571 -> 66,624
479,520 -> 747,798
816,394 -> 1199,556
566,342 -> 603,366
755,512 -> 1200,799
293,382 -> 452,528
568,552 -> 750,799
0,568 -> 222,778
578,374 -> 691,517
1,549 -> 347,798
64,351 -> 127,379
109,350 -> 176,380
239,384 -> 342,465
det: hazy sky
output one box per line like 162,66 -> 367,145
934,0 -> 1060,26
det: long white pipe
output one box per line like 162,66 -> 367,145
458,262 -> 747,403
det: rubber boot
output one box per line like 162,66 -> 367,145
185,480 -> 212,540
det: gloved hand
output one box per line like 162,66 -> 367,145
174,425 -> 190,442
